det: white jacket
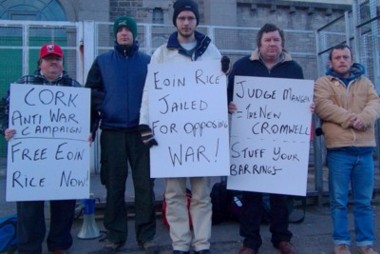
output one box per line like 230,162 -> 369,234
139,32 -> 221,125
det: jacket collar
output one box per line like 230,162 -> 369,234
114,41 -> 139,57
166,30 -> 211,60
249,48 -> 292,63
35,70 -> 68,82
326,63 -> 365,80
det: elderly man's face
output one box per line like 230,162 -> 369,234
40,55 -> 63,81
259,30 -> 283,63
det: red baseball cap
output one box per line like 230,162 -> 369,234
39,43 -> 64,59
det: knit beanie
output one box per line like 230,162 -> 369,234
113,16 -> 137,39
172,0 -> 199,26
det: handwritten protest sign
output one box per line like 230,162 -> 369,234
6,84 -> 90,201
146,60 -> 230,178
227,76 -> 314,196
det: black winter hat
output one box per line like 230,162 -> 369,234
172,0 -> 199,26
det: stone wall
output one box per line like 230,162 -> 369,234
110,0 -> 152,22
233,1 -> 350,79
236,1 -> 349,30
107,0 -> 352,79
109,0 -> 351,26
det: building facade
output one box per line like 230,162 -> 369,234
0,1 -> 350,28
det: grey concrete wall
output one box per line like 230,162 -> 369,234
60,0 -> 109,22
107,0 -> 350,27
232,2 -> 350,80
78,0 -> 109,21
203,0 -> 238,26
236,1 -> 349,30
59,0 -> 352,80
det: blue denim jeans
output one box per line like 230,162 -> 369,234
327,147 -> 375,247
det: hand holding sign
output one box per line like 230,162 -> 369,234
228,76 -> 314,196
6,84 -> 91,201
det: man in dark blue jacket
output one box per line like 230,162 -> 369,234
86,16 -> 157,254
228,23 -> 302,254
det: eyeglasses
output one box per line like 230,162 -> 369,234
177,16 -> 196,22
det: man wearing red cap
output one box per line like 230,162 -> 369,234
0,43 -> 81,254
139,1 -> 230,254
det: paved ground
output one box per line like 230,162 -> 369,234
3,201 -> 375,254
66,200 -> 380,254
1,167 -> 380,253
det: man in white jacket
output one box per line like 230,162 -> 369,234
139,1 -> 229,253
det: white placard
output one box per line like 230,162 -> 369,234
147,60 -> 230,178
227,76 -> 314,196
6,84 -> 91,201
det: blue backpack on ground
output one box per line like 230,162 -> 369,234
0,214 -> 17,253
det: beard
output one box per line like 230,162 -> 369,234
178,28 -> 194,39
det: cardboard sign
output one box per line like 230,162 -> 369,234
6,84 -> 91,201
227,76 -> 314,196
146,60 -> 230,178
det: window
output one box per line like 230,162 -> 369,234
152,8 -> 163,24
0,0 -> 66,21
9,12 -> 38,20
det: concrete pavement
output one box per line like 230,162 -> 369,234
66,200 -> 380,254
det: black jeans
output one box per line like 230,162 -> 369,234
239,192 -> 292,251
100,130 -> 156,244
17,200 -> 75,254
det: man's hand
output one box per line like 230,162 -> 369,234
310,102 -> 315,113
228,101 -> 237,114
88,134 -> 94,145
139,124 -> 158,148
351,116 -> 366,131
221,56 -> 230,74
4,128 -> 16,141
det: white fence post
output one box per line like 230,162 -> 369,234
82,20 -> 100,174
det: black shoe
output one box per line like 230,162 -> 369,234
194,250 -> 211,254
140,239 -> 159,254
173,251 -> 190,254
87,240 -> 125,254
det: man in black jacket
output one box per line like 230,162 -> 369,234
228,23 -> 302,254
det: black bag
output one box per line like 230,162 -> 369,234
229,192 -> 243,222
210,181 -> 244,224
287,196 -> 307,224
262,194 -> 306,224
210,182 -> 306,225
210,182 -> 233,224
